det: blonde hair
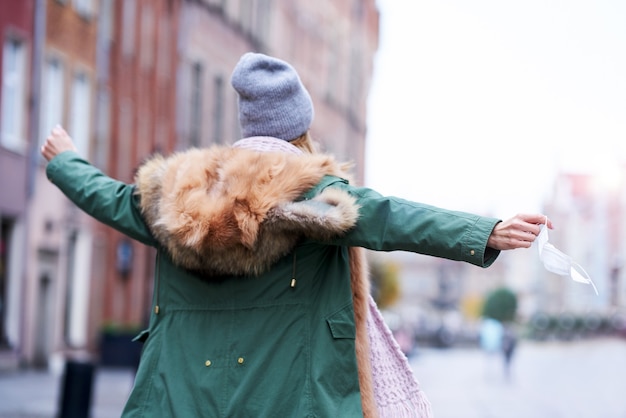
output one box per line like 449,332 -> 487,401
289,132 -> 318,154
291,131 -> 354,177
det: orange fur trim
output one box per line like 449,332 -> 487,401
135,146 -> 355,276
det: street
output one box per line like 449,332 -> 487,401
0,337 -> 624,417
411,337 -> 626,418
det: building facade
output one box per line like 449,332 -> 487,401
1,0 -> 380,369
175,0 -> 379,184
96,0 -> 181,336
0,0 -> 36,369
23,0 -> 99,369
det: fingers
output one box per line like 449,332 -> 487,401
487,213 -> 554,251
515,213 -> 553,229
51,124 -> 66,136
40,125 -> 76,161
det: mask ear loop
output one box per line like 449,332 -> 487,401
571,261 -> 599,295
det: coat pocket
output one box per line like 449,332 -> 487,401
320,304 -> 360,403
326,304 -> 356,339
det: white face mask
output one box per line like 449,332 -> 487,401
537,219 -> 598,295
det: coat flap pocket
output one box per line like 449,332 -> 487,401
132,329 -> 150,343
325,305 -> 355,339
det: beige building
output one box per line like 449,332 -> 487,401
542,170 -> 626,313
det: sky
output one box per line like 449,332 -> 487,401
365,0 -> 626,217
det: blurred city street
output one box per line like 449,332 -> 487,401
411,336 -> 626,418
0,366 -> 134,418
0,337 -> 624,417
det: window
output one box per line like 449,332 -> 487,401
122,0 -> 137,57
0,220 -> 11,347
93,90 -> 110,170
69,71 -> 91,156
63,231 -> 77,345
212,75 -> 224,144
239,0 -> 253,33
64,229 -> 92,347
233,97 -> 241,139
190,62 -> 203,147
117,99 -> 133,180
39,57 -> 65,151
348,47 -> 362,119
100,0 -> 113,43
140,5 -> 155,70
256,0 -> 272,45
326,41 -> 339,103
1,38 -> 27,152
157,14 -> 171,79
73,0 -> 94,18
136,110 -> 151,161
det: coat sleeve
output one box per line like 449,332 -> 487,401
319,178 -> 501,268
45,151 -> 157,247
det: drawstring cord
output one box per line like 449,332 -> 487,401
154,252 -> 160,314
290,252 -> 297,288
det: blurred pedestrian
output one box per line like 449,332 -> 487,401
501,324 -> 518,380
41,52 -> 551,417
480,317 -> 504,354
479,317 -> 504,380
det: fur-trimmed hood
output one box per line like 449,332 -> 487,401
134,146 -> 359,276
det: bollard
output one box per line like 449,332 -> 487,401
58,358 -> 95,418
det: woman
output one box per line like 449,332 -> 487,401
42,52 -> 550,417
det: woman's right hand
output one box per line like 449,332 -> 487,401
41,125 -> 78,161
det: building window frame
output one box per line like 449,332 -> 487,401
212,75 -> 224,144
73,0 -> 94,19
1,37 -> 28,153
39,55 -> 65,154
190,61 -> 203,147
69,70 -> 92,157
122,0 -> 137,57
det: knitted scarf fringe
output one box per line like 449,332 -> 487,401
377,400 -> 434,418
367,295 -> 433,418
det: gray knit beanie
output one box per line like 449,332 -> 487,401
231,52 -> 314,141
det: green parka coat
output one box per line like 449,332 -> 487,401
46,147 -> 501,418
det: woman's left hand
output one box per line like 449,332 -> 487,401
487,213 -> 553,250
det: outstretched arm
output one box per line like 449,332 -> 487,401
317,178 -> 552,268
41,126 -> 156,246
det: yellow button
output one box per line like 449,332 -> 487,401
470,250 -> 475,256
237,357 -> 244,364
205,360 -> 211,367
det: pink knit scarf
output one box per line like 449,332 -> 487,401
367,295 -> 433,417
232,136 -> 303,155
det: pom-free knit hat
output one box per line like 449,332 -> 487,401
231,52 -> 314,141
